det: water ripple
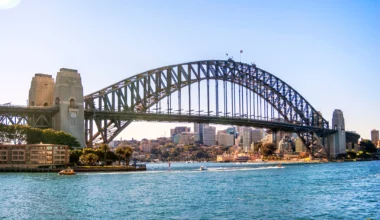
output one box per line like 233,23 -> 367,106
0,161 -> 379,219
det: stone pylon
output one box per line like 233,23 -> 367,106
52,68 -> 85,148
28,74 -> 55,107
328,109 -> 346,158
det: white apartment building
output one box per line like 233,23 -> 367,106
203,126 -> 216,146
217,131 -> 234,147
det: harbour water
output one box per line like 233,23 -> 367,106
1,161 -> 379,219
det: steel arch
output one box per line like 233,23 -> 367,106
84,60 -> 329,146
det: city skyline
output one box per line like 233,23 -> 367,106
0,0 -> 379,140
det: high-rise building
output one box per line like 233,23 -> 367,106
217,130 -> 225,145
217,131 -> 234,147
371,129 -> 379,145
243,127 -> 252,149
295,138 -> 305,152
203,126 -> 216,146
278,136 -> 292,153
139,139 -> 152,152
252,129 -> 264,143
179,132 -> 196,145
173,134 -> 182,144
237,126 -> 245,137
194,123 -> 208,143
170,127 -> 190,141
226,127 -> 237,137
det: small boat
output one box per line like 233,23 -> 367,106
277,164 -> 283,168
58,168 -> 76,175
199,166 -> 207,171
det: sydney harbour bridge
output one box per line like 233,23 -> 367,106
0,60 -> 360,158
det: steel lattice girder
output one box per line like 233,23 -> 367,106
0,113 -> 54,128
84,60 -> 330,145
0,106 -> 58,128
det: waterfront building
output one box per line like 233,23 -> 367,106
243,127 -> 252,152
217,130 -> 225,145
347,141 -> 360,152
262,131 -> 290,145
0,144 -> 69,168
216,152 -> 234,162
217,131 -> 234,147
203,126 -> 216,146
139,139 -> 153,152
235,135 -> 242,147
278,136 -> 293,153
194,123 -> 208,143
113,139 -> 139,148
173,134 -> 182,144
251,129 -> 264,143
235,153 -> 249,162
157,137 -> 170,145
226,127 -> 237,138
170,127 -> 190,141
111,140 -> 127,148
371,129 -> 379,146
237,126 -> 245,137
179,132 -> 196,145
295,138 -> 306,152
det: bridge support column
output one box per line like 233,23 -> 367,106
327,109 -> 346,159
271,130 -> 277,144
52,68 -> 86,148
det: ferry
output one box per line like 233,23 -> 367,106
58,168 -> 76,175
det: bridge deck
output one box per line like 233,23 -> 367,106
0,106 -> 59,114
85,110 -> 336,134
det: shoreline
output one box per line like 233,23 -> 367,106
0,165 -> 147,173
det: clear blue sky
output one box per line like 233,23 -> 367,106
0,0 -> 379,140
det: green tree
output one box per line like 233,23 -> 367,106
99,144 -> 110,164
220,146 -> 230,152
70,149 -> 83,164
359,139 -> 377,153
123,146 -> 133,165
0,124 -> 28,144
79,153 -> 99,165
254,142 -> 263,153
165,143 -> 175,148
25,127 -> 43,144
115,146 -> 125,164
0,125 -> 80,148
170,147 -> 181,158
261,143 -> 277,156
107,151 -> 118,162
83,148 -> 96,155
346,151 -> 357,159
195,149 -> 208,159
150,147 -> 160,155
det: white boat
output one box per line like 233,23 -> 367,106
199,166 -> 207,171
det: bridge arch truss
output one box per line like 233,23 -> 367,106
84,60 -> 329,146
